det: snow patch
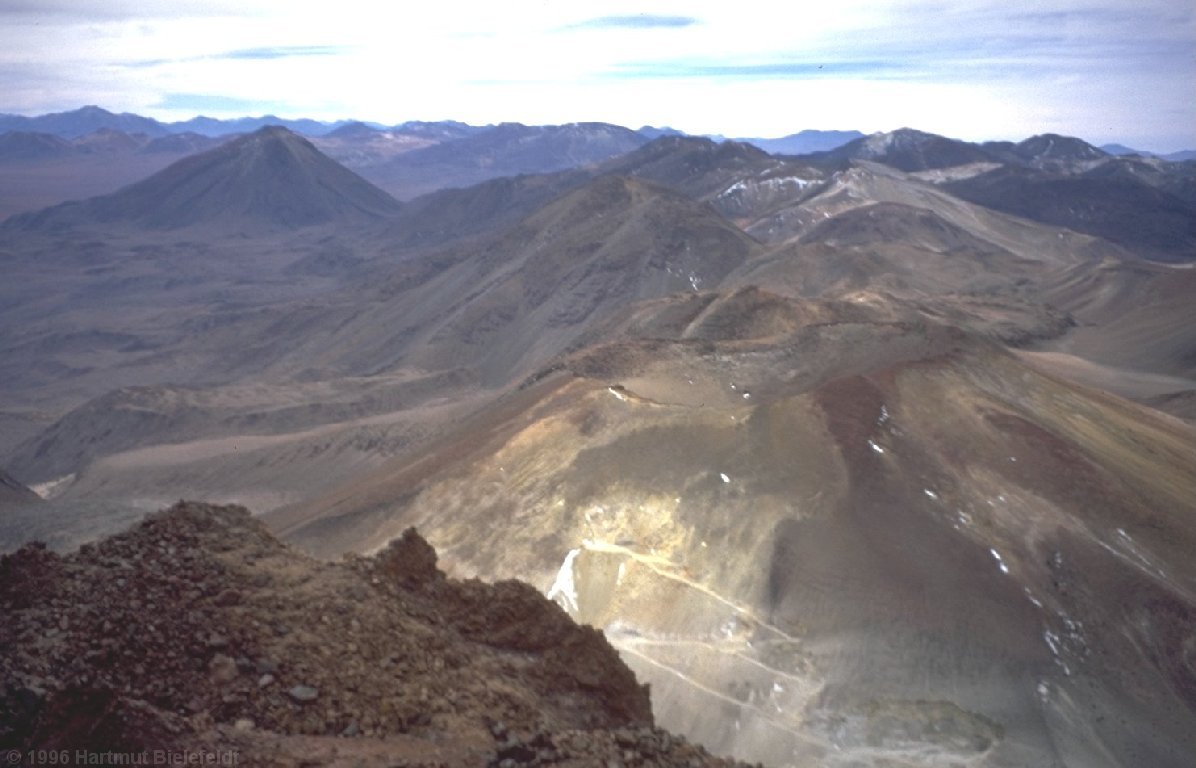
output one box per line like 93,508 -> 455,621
718,176 -> 813,198
868,439 -> 885,455
32,474 -> 75,500
923,489 -> 939,500
989,548 -> 1010,575
720,472 -> 731,484
546,549 -> 581,614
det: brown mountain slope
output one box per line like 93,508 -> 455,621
1,501 -> 750,766
269,292 -> 1196,768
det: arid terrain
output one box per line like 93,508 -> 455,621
1,108 -> 1194,766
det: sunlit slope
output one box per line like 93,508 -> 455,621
271,292 -> 1196,767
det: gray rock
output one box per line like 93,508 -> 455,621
287,684 -> 319,703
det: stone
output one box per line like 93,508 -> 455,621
287,684 -> 319,703
208,654 -> 238,684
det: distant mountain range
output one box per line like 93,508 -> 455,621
6,105 -> 1190,160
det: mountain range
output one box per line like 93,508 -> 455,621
0,111 -> 1194,767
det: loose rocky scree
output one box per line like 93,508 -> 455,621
1,501 -> 752,767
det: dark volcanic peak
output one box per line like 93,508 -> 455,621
982,133 -> 1109,168
1015,133 -> 1107,161
806,127 -> 995,171
4,125 -> 400,232
0,501 -> 745,766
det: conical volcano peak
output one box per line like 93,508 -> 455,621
5,123 -> 399,233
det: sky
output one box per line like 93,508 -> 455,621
1,0 -> 1194,151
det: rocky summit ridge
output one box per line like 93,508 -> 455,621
0,502 -> 750,767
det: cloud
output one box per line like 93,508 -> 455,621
0,0 -> 1191,150
569,15 -> 698,30
610,60 -> 908,80
220,45 -> 346,61
155,93 -> 292,114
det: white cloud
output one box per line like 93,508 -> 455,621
0,0 -> 1193,150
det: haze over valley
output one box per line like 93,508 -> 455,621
1,102 -> 1194,768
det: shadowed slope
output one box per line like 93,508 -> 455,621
945,165 -> 1196,261
0,467 -> 38,509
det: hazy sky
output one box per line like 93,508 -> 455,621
2,0 -> 1194,150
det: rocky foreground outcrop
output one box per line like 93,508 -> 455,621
0,502 -> 749,767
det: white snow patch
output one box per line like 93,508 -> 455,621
31,473 -> 75,500
1024,588 -> 1044,609
718,176 -> 812,198
877,404 -> 890,425
742,392 -> 751,400
990,548 -> 1010,574
923,489 -> 939,500
546,549 -> 582,614
868,439 -> 885,455
720,472 -> 731,484
607,386 -> 628,402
